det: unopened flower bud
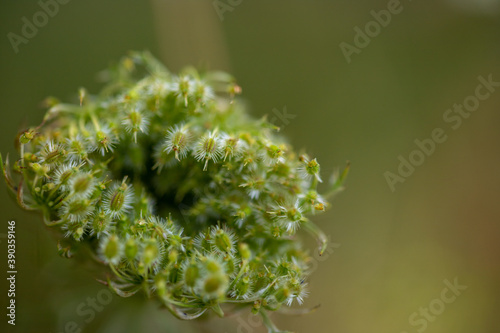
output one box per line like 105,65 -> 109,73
20,129 -> 35,144
103,180 -> 133,218
125,237 -> 138,261
239,243 -> 251,260
69,172 -> 95,197
155,275 -> 167,296
163,124 -> 190,161
212,227 -> 235,254
142,239 -> 160,267
168,249 -> 178,263
251,300 -> 261,314
100,234 -> 122,265
183,261 -> 199,288
195,130 -> 223,171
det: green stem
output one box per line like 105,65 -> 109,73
260,311 -> 290,333
110,263 -> 127,282
53,191 -> 75,210
143,269 -> 150,298
309,176 -> 318,191
90,112 -> 101,132
303,220 -> 328,256
229,259 -> 248,290
20,144 -> 25,167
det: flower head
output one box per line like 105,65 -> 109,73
3,51 -> 348,333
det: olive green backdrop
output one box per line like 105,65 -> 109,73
0,1 -> 499,332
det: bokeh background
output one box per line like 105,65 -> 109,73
1,1 -> 499,332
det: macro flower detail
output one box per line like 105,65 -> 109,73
103,179 -> 134,218
1,51 -> 348,332
122,108 -> 150,143
163,124 -> 191,161
194,129 -> 223,171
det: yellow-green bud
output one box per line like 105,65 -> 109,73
125,238 -> 138,261
101,234 -> 122,265
142,239 -> 159,267
239,243 -> 251,260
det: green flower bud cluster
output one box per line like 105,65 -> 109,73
1,51 -> 348,331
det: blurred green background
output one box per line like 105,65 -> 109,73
1,0 -> 499,332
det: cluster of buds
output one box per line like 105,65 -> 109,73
1,51 -> 348,332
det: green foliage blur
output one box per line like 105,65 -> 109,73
0,1 -> 499,332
